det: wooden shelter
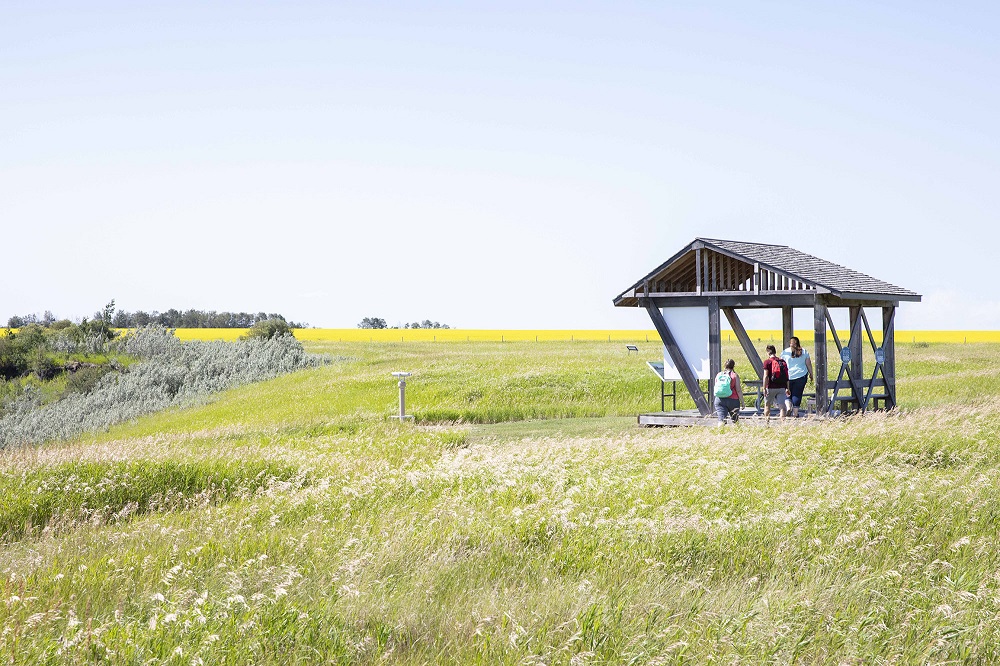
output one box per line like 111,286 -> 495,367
614,238 -> 921,423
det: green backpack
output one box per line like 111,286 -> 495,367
713,371 -> 733,398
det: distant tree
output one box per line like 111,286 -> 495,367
358,317 -> 388,329
181,309 -> 202,328
89,300 -> 118,341
158,309 -> 181,327
7,314 -> 37,328
401,320 -> 451,329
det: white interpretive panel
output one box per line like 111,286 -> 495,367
660,307 -> 710,380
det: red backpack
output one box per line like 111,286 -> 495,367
770,357 -> 788,383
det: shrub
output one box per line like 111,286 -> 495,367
242,318 -> 292,340
0,324 -> 47,380
30,349 -> 58,381
0,326 -> 328,448
63,364 -> 113,395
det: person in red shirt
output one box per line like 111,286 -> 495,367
762,344 -> 791,423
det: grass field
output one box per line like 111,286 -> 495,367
2,339 -> 1000,663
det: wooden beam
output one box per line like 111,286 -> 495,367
814,299 -> 828,413
643,301 -> 712,416
820,297 -> 900,308
825,308 -> 843,352
883,306 -> 897,408
722,307 -> 764,379
639,294 -> 895,308
829,378 -> 886,390
860,309 -> 879,355
832,307 -> 866,410
709,297 -> 721,381
782,306 -> 793,350
849,306 -> 864,384
645,293 -> 819,308
695,248 -> 702,295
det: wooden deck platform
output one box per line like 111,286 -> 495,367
638,408 -> 820,427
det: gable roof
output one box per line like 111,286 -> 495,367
614,238 -> 921,306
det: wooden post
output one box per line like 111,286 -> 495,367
644,301 -> 711,416
849,306 -> 864,385
695,248 -> 703,295
722,307 -> 764,379
708,297 -> 721,380
781,306 -> 793,351
814,298 -> 828,413
883,306 -> 897,408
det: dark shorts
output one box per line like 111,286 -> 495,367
788,376 -> 808,407
714,396 -> 741,423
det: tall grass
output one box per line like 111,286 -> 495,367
0,340 -> 998,663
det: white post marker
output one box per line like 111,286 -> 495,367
391,372 -> 413,420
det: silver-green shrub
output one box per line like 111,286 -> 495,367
0,327 -> 327,448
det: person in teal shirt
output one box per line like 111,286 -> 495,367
781,336 -> 814,417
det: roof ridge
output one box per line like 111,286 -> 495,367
697,237 -> 792,250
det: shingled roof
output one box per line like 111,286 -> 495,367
614,238 -> 920,306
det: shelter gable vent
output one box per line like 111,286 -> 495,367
644,248 -> 817,296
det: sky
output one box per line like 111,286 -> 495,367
2,1 -> 998,330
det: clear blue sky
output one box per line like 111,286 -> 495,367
2,1 -> 997,329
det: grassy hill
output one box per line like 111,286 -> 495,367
1,340 -> 999,663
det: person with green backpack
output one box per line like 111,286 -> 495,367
713,358 -> 742,425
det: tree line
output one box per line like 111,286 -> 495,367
358,317 -> 450,329
8,307 -> 307,329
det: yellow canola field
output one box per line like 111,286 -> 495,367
173,329 -> 658,342
4,328 -> 995,343
0,328 -> 1000,347
162,329 -> 1000,343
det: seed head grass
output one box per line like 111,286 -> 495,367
1,340 -> 998,663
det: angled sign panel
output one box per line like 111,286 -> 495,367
660,307 -> 710,380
